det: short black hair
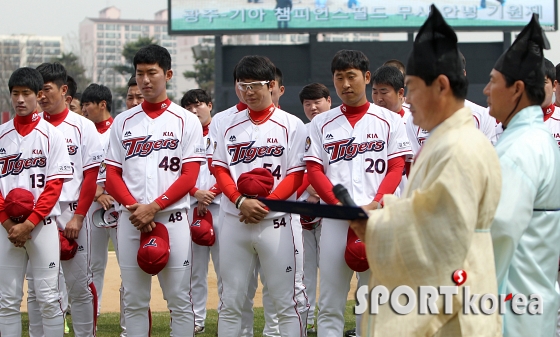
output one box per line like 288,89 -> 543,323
544,58 -> 556,82
504,72 -> 544,106
181,89 -> 212,108
383,59 -> 406,74
458,51 -> 467,71
36,62 -> 67,88
275,67 -> 284,87
74,92 -> 82,101
331,50 -> 369,75
299,83 -> 330,104
133,44 -> 171,73
371,66 -> 404,93
9,67 -> 44,94
235,55 -> 276,82
127,76 -> 137,88
66,75 -> 77,100
556,62 -> 560,82
81,83 -> 113,113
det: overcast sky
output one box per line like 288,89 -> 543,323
0,0 -> 166,52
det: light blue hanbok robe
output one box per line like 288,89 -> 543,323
491,105 -> 560,337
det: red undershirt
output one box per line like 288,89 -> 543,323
397,108 -> 405,118
0,113 -> 64,225
106,99 -> 200,209
342,102 -> 370,128
95,117 -> 113,134
543,103 -> 555,122
142,98 -> 172,119
43,108 -> 69,127
248,104 -> 276,125
236,102 -> 248,111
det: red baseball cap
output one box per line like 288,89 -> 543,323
137,223 -> 170,275
190,208 -> 215,246
4,188 -> 35,222
237,168 -> 275,198
345,227 -> 369,272
59,230 -> 78,261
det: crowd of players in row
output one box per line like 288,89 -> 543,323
1,22 -> 560,337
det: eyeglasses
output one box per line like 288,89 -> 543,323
237,81 -> 270,92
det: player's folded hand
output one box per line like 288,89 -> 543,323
239,198 -> 269,224
362,200 -> 381,212
2,219 -> 17,234
197,202 -> 208,216
64,214 -> 84,239
127,202 -> 161,228
139,221 -> 157,233
194,190 -> 215,206
349,216 -> 368,243
97,194 -> 115,210
8,220 -> 34,247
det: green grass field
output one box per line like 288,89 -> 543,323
20,301 -> 358,336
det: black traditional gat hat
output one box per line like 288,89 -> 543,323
493,14 -> 550,86
406,4 -> 463,81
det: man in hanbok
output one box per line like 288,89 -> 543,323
347,5 -> 502,336
484,14 -> 560,337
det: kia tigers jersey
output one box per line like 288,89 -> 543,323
0,115 -> 73,217
213,107 -> 307,218
304,104 -> 412,206
406,100 -> 496,156
42,111 -> 104,202
191,129 -> 220,206
544,105 -> 560,149
105,102 -> 205,211
207,104 -> 243,159
96,124 -> 113,186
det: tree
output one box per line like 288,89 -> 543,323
51,52 -> 90,92
113,36 -> 157,78
183,48 -> 215,96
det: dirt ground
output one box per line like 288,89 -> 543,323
21,251 -> 358,312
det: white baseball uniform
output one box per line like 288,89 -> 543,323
0,114 -> 73,337
544,105 -> 560,149
87,118 -> 123,324
190,123 -> 222,330
406,100 -> 496,156
208,104 -> 260,337
106,101 -> 205,337
303,103 -> 412,337
213,106 -> 309,337
28,110 -> 103,337
298,178 -> 321,330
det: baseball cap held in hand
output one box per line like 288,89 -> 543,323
191,208 -> 215,246
4,188 -> 35,222
137,222 -> 170,275
345,227 -> 369,272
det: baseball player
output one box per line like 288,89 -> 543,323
105,44 -> 204,337
126,75 -> 144,109
0,67 -> 73,336
212,55 -> 308,337
26,62 -> 103,337
207,66 -> 263,337
405,53 -> 496,156
180,89 -> 221,334
303,50 -> 411,337
298,82 -> 332,333
542,58 -> 560,149
371,65 -> 412,197
80,84 -> 121,322
271,67 -> 285,107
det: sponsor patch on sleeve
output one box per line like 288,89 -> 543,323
397,140 -> 411,150
194,143 -> 206,154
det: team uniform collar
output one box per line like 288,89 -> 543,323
142,98 -> 171,119
95,117 -> 114,134
43,108 -> 69,127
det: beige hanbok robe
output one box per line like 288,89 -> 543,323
361,107 -> 502,336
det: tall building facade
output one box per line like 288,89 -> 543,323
79,7 -> 199,105
0,35 -> 64,118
